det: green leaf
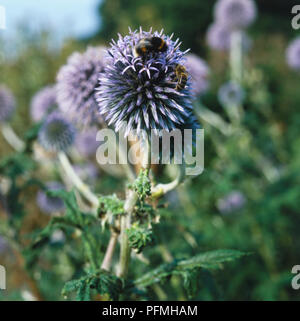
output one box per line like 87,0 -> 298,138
129,169 -> 151,201
127,223 -> 155,253
134,249 -> 249,288
177,249 -> 249,270
0,153 -> 36,178
99,194 -> 124,215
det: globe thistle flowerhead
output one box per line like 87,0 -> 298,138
206,22 -> 231,51
214,0 -> 257,30
75,126 -> 99,157
184,53 -> 210,96
37,182 -> 65,214
30,85 -> 57,122
0,85 -> 16,123
96,28 -> 193,137
56,46 -> 106,126
218,81 -> 245,106
217,190 -> 246,214
286,37 -> 300,71
38,112 -> 76,152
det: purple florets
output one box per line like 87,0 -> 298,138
217,190 -> 246,214
214,0 -> 257,30
206,22 -> 231,51
184,53 -> 210,96
96,28 -> 193,137
56,46 -> 106,126
30,85 -> 57,122
38,112 -> 76,152
75,127 -> 99,157
286,37 -> 300,71
37,181 -> 65,214
218,81 -> 245,106
0,85 -> 16,123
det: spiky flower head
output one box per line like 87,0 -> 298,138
184,53 -> 210,96
96,28 -> 193,137
217,190 -> 246,214
30,85 -> 57,122
286,37 -> 300,71
56,46 -> 106,126
37,181 -> 65,214
75,126 -> 99,157
218,81 -> 245,106
38,112 -> 76,152
0,85 -> 16,123
214,0 -> 257,30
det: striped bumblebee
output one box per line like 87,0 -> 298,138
134,37 -> 168,58
173,64 -> 188,91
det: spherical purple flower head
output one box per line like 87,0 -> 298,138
184,53 -> 210,96
96,28 -> 193,137
206,22 -> 231,51
56,46 -> 106,126
214,0 -> 257,30
286,37 -> 300,71
75,126 -> 99,157
38,112 -> 76,152
218,81 -> 245,107
30,85 -> 57,122
37,181 -> 65,214
0,85 -> 16,123
217,190 -> 246,214
206,22 -> 251,52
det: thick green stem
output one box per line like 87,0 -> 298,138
118,190 -> 138,278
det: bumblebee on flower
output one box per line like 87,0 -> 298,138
96,28 -> 197,138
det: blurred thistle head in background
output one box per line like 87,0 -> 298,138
206,22 -> 231,51
30,85 -> 57,122
217,190 -> 246,214
96,28 -> 194,137
37,182 -> 65,214
0,85 -> 16,123
218,81 -> 245,107
286,37 -> 300,71
38,112 -> 76,152
214,0 -> 257,30
56,46 -> 106,126
75,126 -> 99,158
206,22 -> 251,52
184,53 -> 210,97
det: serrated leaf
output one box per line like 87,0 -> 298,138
134,249 -> 249,288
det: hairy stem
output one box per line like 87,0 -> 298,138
118,190 -> 138,278
1,123 -> 25,152
57,152 -> 99,210
101,231 -> 119,271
